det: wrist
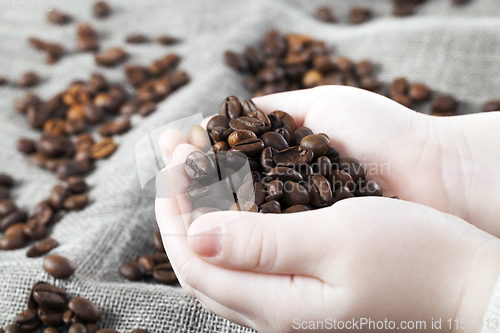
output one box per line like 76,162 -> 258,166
453,237 -> 500,333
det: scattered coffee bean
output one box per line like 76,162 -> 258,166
93,1 -> 111,18
68,297 -> 100,323
316,6 -> 336,22
26,237 -> 59,258
431,93 -> 458,116
63,194 -> 89,210
14,309 -> 42,333
68,323 -> 87,333
5,324 -> 22,333
66,176 -> 87,193
47,9 -> 71,24
153,262 -> 177,284
126,33 -> 149,44
91,137 -> 116,159
119,261 -> 144,281
0,76 -> 7,85
17,71 -> 40,88
43,255 -> 75,279
29,37 -> 65,64
483,100 -> 500,112
0,223 -> 28,250
98,117 -> 131,136
350,6 -> 372,24
409,83 -> 431,102
95,48 -> 128,67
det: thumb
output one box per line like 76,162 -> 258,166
187,208 -> 338,276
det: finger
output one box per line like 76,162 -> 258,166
187,208 -> 338,276
158,129 -> 189,165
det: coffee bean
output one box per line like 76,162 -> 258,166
263,30 -> 286,58
153,262 -> 177,284
43,255 -> 75,279
16,138 -> 37,154
308,174 -> 333,208
126,33 -> 149,44
290,127 -> 312,147
260,131 -> 289,151
98,117 -> 131,136
119,262 -> 144,281
337,157 -> 366,182
329,170 -> 355,192
0,200 -> 16,218
266,166 -> 303,183
28,281 -> 68,310
0,174 -> 14,188
483,100 -> 500,112
265,180 -> 283,202
44,327 -> 60,333
274,146 -> 314,168
66,176 -> 87,193
95,47 -> 128,67
17,71 -> 40,88
357,180 -> 383,197
0,186 -> 9,201
68,323 -> 86,333
224,51 -> 248,72
26,103 -> 50,129
119,101 -> 139,115
259,200 -> 281,213
209,126 -> 232,143
23,219 -> 48,240
207,115 -> 230,132
153,230 -> 165,253
26,237 -> 59,258
1,210 -> 27,231
96,330 -> 119,333
189,125 -> 212,152
0,223 -> 27,250
227,130 -> 256,148
63,194 -> 89,210
47,9 -> 71,24
300,134 -> 330,157
91,137 -> 116,159
69,297 -> 100,323
281,181 -> 310,206
5,324 -> 22,333
63,310 -> 83,326
184,151 -> 216,182
316,6 -> 336,22
219,96 -> 243,119
49,185 -> 69,211
85,323 -> 100,333
14,309 -> 42,333
269,111 -> 296,132
283,205 -> 309,214
230,138 -> 264,157
229,116 -> 266,135
349,6 -> 372,24
137,255 -> 155,275
93,1 -> 111,18
157,35 -> 178,45
38,307 -> 64,327
431,94 -> 458,115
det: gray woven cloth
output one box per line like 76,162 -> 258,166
1,0 -> 500,332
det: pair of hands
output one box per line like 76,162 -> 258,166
155,86 -> 500,332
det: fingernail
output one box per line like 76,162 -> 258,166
188,220 -> 223,257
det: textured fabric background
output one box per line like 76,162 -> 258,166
1,0 -> 500,332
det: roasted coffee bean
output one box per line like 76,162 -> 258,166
36,136 -> 68,157
263,30 -> 286,58
260,131 -> 289,151
85,323 -> 100,333
229,116 -> 266,135
316,6 -> 336,22
23,219 -> 48,240
265,180 -> 283,202
153,262 -> 177,284
219,95 -> 243,119
14,309 -> 42,333
230,138 -> 264,157
1,210 -> 27,231
69,297 -> 100,323
26,103 -> 50,129
189,125 -> 211,151
38,307 -> 64,327
392,94 -> 412,108
274,146 -> 314,167
34,205 -> 54,227
241,99 -> 258,116
153,230 -> 165,253
68,323 -> 87,333
483,100 -> 500,112
266,166 -> 303,183
431,94 -> 458,115
29,282 -> 68,310
64,119 -> 85,135
44,327 -> 60,333
300,134 -> 330,157
98,117 -> 131,136
95,47 -> 127,67
96,329 -> 119,333
357,180 -> 383,196
0,223 -> 28,250
30,153 -> 49,168
0,186 -> 8,201
325,147 -> 340,164
184,151 -> 216,182
389,77 -> 408,97
291,127 -> 313,147
119,262 -> 144,281
16,138 -> 37,154
91,137 -> 116,159
17,71 -> 40,88
274,128 -> 291,147
63,310 -> 83,326
57,161 -> 90,180
248,110 -> 272,132
157,35 -> 178,45
82,103 -> 105,124
93,1 -> 111,17
66,176 -> 87,193
296,163 -> 314,182
329,170 -> 355,191
337,157 -> 366,182
15,93 -> 42,113
47,9 -> 71,24
63,194 -> 89,210
283,205 -> 309,214
209,126 -> 232,143
0,174 -> 13,188
119,101 -> 139,115
5,324 -> 22,333
308,174 -> 333,208
349,6 -> 372,24
260,146 -> 277,171
43,255 -> 75,279
281,181 -> 310,206
49,185 -> 69,211
227,130 -> 256,148
0,199 -> 16,217
224,51 -> 248,72
313,156 -> 332,178
26,237 -> 59,258
355,60 -> 373,77
137,255 -> 155,275
270,111 -> 296,132
332,186 -> 354,204
259,200 -> 281,213
77,35 -> 99,53
126,33 -> 148,44
206,115 -> 230,132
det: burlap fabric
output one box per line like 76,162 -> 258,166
1,0 -> 500,332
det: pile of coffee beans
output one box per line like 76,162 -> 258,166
0,280 -> 149,333
183,96 -> 387,217
119,230 -> 178,285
